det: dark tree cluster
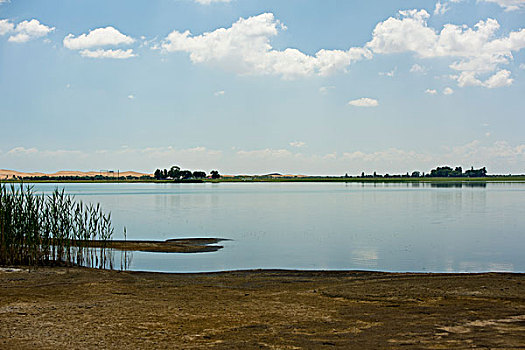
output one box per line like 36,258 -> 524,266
428,166 -> 487,178
153,166 -> 220,180
357,166 -> 487,178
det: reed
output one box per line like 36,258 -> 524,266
0,183 -> 114,268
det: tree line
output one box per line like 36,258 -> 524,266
153,166 -> 221,180
358,166 -> 488,178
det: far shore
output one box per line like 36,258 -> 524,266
2,175 -> 525,184
0,267 -> 524,349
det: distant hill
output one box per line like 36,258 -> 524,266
0,169 -> 151,179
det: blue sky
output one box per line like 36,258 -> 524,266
0,0 -> 524,175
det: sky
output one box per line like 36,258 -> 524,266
0,0 -> 524,175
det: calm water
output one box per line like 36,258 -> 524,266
30,182 -> 525,273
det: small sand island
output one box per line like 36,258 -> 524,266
82,238 -> 226,253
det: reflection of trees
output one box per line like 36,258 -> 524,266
430,182 -> 487,188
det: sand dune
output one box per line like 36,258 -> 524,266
0,169 -> 151,179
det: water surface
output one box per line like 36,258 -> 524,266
31,182 -> 525,273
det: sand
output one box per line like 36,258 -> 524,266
0,169 -> 150,179
0,268 -> 524,349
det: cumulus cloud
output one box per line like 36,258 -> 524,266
3,141 -> 524,175
379,67 -> 396,77
443,87 -> 454,95
214,90 -> 225,96
455,69 -> 513,88
348,97 -> 379,107
479,0 -> 525,11
434,1 -> 450,15
64,27 -> 134,49
0,19 -> 54,43
425,88 -> 437,94
410,64 -> 427,74
79,48 -> 136,59
0,19 -> 14,36
161,13 -> 372,79
64,26 -> 136,59
289,141 -> 306,148
158,9 -> 524,86
366,9 -> 525,88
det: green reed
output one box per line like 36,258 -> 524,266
0,183 -> 113,268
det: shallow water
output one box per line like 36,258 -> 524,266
30,182 -> 525,273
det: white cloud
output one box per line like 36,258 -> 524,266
455,69 -> 513,88
79,48 -> 136,59
127,94 -> 135,99
366,9 -> 525,88
0,19 -> 14,36
479,0 -> 525,11
161,13 -> 371,79
194,0 -> 231,4
443,87 -> 454,95
6,147 -> 39,156
410,64 -> 426,74
348,97 -> 379,107
379,67 -> 396,77
214,90 -> 225,96
425,88 -> 437,94
2,19 -> 55,43
434,1 -> 450,15
520,63 -> 525,69
3,141 -> 524,175
64,27 -> 135,49
483,69 -> 514,87
289,141 -> 306,148
342,148 -> 432,163
319,86 -> 335,94
63,26 -> 136,59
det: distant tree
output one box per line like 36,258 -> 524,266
344,173 -> 349,178
373,171 -> 377,177
464,166 -> 487,177
361,172 -> 365,178
154,169 -> 162,180
411,171 -> 420,178
193,171 -> 207,179
162,169 -> 168,179
168,166 -> 181,179
430,166 -> 453,177
179,170 -> 193,180
210,170 -> 221,179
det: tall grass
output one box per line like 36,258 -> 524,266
0,183 -> 114,268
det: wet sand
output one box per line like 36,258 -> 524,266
76,238 -> 225,253
0,268 -> 524,349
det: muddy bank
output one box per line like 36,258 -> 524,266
75,238 -> 226,253
0,268 -> 524,349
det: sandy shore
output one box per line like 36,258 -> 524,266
1,268 -> 524,349
76,238 -> 226,253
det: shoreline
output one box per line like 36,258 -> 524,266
1,267 -> 524,349
2,176 -> 525,184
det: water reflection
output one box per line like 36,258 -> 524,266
28,182 -> 525,273
429,182 -> 487,188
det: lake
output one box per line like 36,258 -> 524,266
30,182 -> 525,273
